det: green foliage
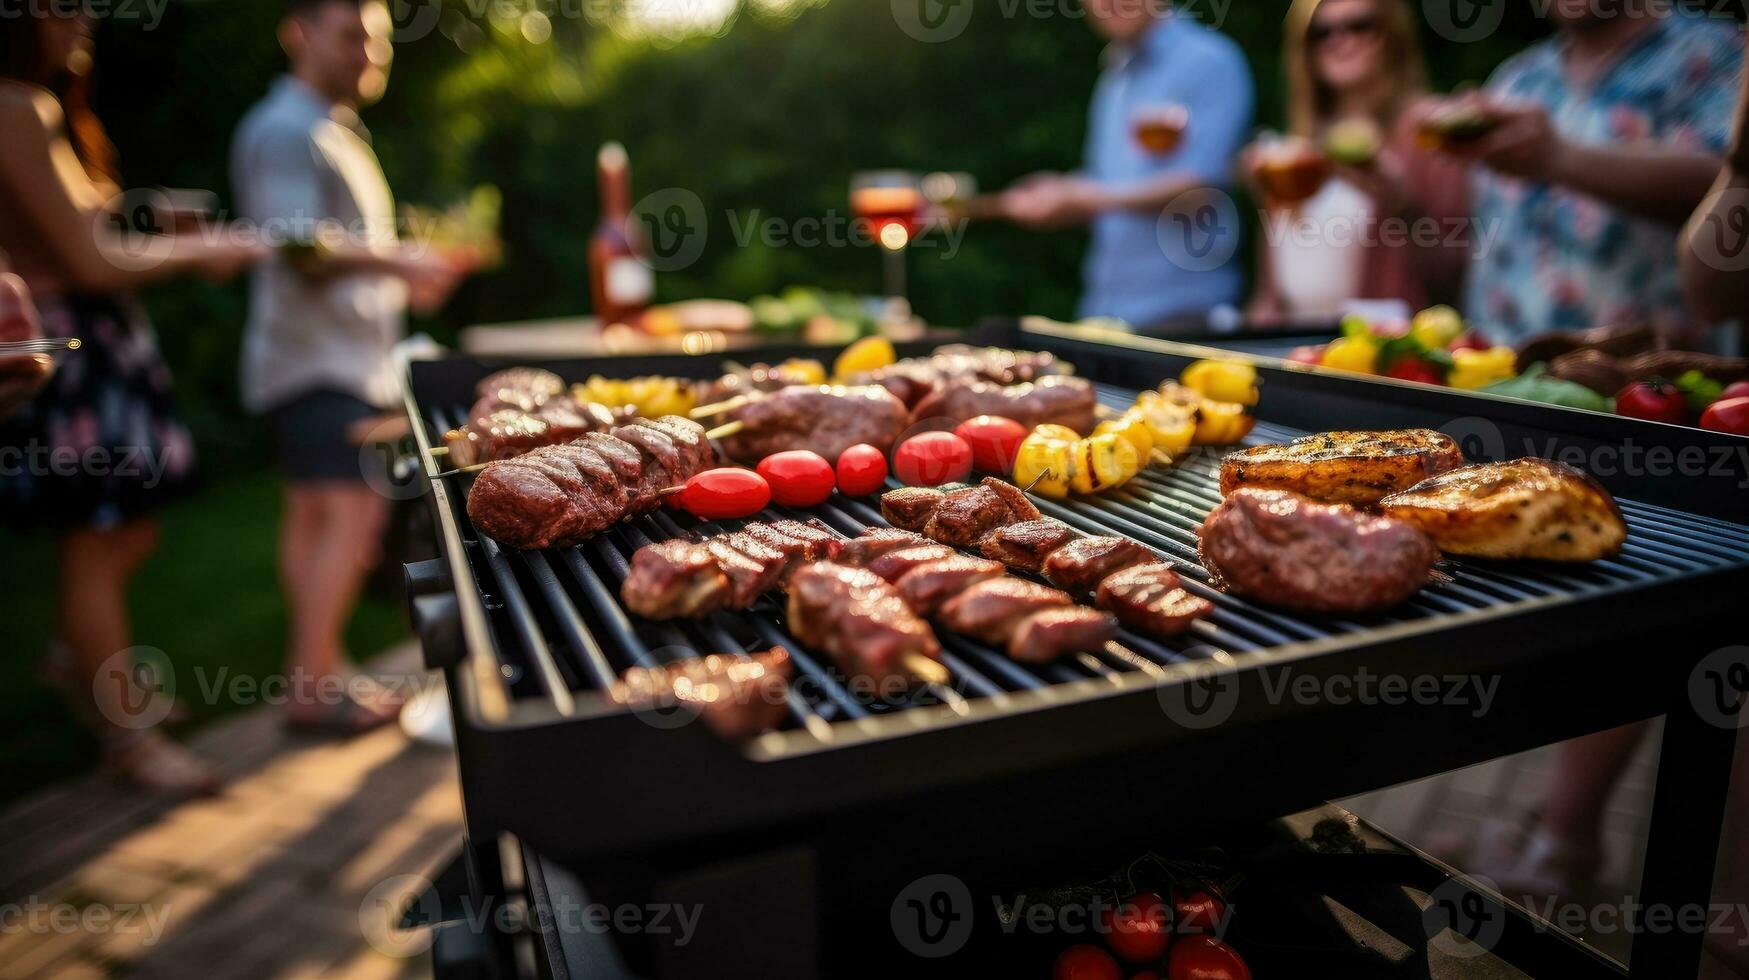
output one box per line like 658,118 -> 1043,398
88,0 -> 1550,465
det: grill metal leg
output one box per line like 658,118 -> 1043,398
1629,699 -> 1740,977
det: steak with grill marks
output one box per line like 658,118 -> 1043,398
1096,563 -> 1212,636
980,518 -> 1082,572
1044,537 -> 1161,595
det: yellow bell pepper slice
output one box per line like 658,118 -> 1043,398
1068,432 -> 1141,495
1180,359 -> 1260,406
832,336 -> 896,380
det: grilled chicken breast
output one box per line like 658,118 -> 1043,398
1379,458 -> 1627,562
1219,429 -> 1464,507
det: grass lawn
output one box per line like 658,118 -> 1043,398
0,471 -> 411,804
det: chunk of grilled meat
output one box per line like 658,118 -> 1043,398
623,540 -> 732,619
787,563 -> 941,687
705,538 -> 787,609
892,556 -> 1007,616
980,518 -> 1083,573
866,545 -> 959,584
475,367 -> 567,414
910,375 -> 1098,435
1379,458 -> 1627,561
923,478 -> 1043,547
1043,536 -> 1160,595
718,385 -> 909,465
938,578 -> 1073,645
467,416 -> 715,550
882,487 -> 947,532
609,648 -> 792,738
1199,488 -> 1439,612
446,400 -> 623,467
765,519 -> 845,560
1005,607 -> 1118,664
844,345 -> 1070,408
1219,429 -> 1465,507
1096,563 -> 1212,636
742,520 -> 843,565
837,528 -> 932,566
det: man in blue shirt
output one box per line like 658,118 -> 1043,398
998,2 -> 1254,331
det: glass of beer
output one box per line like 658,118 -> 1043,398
1133,104 -> 1190,155
1252,135 -> 1332,206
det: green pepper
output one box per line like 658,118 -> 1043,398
1480,364 -> 1616,413
1674,370 -> 1725,415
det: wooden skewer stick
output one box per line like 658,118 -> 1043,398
429,446 -> 450,456
0,337 -> 81,354
706,420 -> 746,441
902,653 -> 951,687
689,395 -> 752,419
433,461 -> 491,479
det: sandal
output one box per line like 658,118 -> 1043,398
102,730 -> 222,797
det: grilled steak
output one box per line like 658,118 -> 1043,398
910,375 -> 1098,434
719,385 -> 909,465
1379,458 -> 1627,561
923,480 -> 1039,548
609,648 -> 792,738
1219,429 -> 1465,507
766,519 -> 844,561
893,556 -> 1006,616
980,518 -> 1082,572
1198,488 -> 1439,612
477,367 -> 566,411
938,578 -> 1074,645
1043,536 -> 1160,595
882,487 -> 946,532
1096,563 -> 1212,636
838,528 -> 932,566
706,538 -> 786,609
1006,607 -> 1118,663
623,540 -> 732,619
866,545 -> 959,583
787,563 -> 941,688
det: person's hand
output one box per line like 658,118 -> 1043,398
0,272 -> 51,421
1001,177 -> 1104,229
1425,98 -> 1567,183
1334,151 -> 1415,219
398,249 -> 473,316
0,271 -> 42,343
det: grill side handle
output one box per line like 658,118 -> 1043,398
406,558 -> 463,672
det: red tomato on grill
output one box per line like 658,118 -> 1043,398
1165,937 -> 1250,980
893,431 -> 974,487
1054,944 -> 1123,980
835,444 -> 888,497
757,451 -> 836,508
953,415 -> 1027,473
1102,890 -> 1170,964
676,468 -> 770,520
1700,396 -> 1749,436
1615,380 -> 1688,425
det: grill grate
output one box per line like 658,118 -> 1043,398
425,384 -> 1749,736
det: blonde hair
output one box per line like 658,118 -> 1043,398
1283,0 -> 1429,138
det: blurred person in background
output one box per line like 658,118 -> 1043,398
233,0 -> 472,735
1423,0 -> 1743,346
0,9 -> 263,793
993,0 -> 1253,332
1245,0 -> 1470,322
1682,57 -> 1749,330
0,255 -> 53,422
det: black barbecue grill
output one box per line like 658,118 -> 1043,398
402,322 -> 1748,979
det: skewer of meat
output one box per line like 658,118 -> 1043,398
609,647 -> 793,738
465,416 -> 716,550
693,384 -> 911,465
908,375 -> 1098,434
885,480 -> 1214,637
443,400 -> 625,467
841,345 -> 1071,408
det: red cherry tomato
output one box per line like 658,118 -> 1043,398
1700,396 -> 1749,436
893,431 -> 974,487
1615,380 -> 1688,425
1286,345 -> 1326,366
835,444 -> 888,497
1102,890 -> 1170,964
1054,944 -> 1123,980
1447,332 -> 1491,353
953,415 -> 1028,473
756,451 -> 836,508
1166,937 -> 1249,980
1383,355 -> 1446,386
1722,381 -> 1749,401
676,468 -> 770,520
1172,889 -> 1227,934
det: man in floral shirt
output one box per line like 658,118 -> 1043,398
1440,2 -> 1743,344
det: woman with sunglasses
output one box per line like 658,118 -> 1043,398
1245,0 -> 1468,324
